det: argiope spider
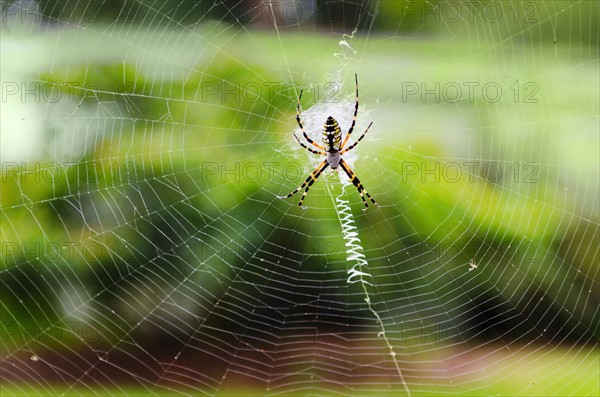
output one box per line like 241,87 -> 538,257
279,73 -> 378,208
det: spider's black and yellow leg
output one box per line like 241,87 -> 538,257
341,121 -> 373,154
339,159 -> 377,208
297,90 -> 327,151
340,73 -> 360,150
298,161 -> 330,207
278,160 -> 329,207
294,134 -> 326,155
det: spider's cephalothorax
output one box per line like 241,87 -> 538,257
279,73 -> 378,208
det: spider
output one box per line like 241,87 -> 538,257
279,73 -> 378,208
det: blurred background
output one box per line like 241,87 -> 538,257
1,1 -> 598,396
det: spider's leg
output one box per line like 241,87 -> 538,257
341,121 -> 373,155
339,158 -> 377,207
294,134 -> 326,155
298,161 -> 329,208
340,73 -> 359,150
278,160 -> 328,202
296,90 -> 326,151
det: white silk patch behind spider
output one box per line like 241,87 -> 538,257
290,90 -> 370,182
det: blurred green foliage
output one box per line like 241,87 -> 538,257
19,0 -> 598,44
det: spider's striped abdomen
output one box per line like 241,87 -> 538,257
322,116 -> 342,152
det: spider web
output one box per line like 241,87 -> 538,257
1,1 -> 599,396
